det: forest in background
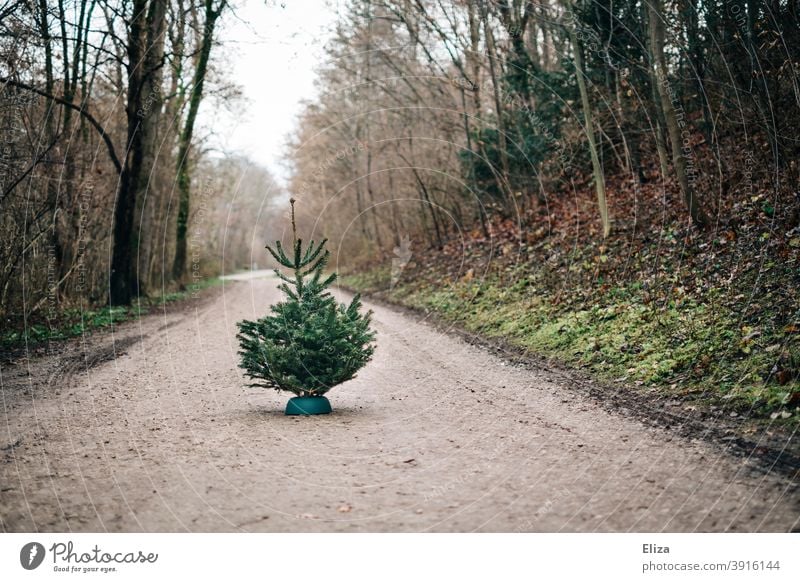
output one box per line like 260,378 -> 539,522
292,0 -> 799,254
289,0 -> 800,417
0,0 -> 283,339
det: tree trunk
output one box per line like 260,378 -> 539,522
641,0 -> 670,181
36,0 -> 62,307
36,0 -> 55,140
566,12 -> 611,238
647,0 -> 707,226
110,0 -> 168,304
173,0 -> 226,282
363,0 -> 384,254
57,0 -> 93,286
480,3 -> 512,210
649,71 -> 672,182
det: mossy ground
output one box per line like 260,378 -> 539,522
342,260 -> 800,424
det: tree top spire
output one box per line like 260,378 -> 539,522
289,197 -> 297,243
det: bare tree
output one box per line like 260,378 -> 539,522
173,0 -> 227,282
647,0 -> 707,226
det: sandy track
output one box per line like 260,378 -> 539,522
1,275 -> 798,532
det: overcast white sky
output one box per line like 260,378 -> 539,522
204,0 -> 340,186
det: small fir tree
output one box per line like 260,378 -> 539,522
236,199 -> 376,397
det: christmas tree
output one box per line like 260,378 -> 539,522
236,199 -> 376,402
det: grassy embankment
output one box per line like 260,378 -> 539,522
342,207 -> 800,423
1,277 -> 223,349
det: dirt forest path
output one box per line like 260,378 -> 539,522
1,273 -> 798,532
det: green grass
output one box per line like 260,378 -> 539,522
1,277 -> 223,349
341,269 -> 800,420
